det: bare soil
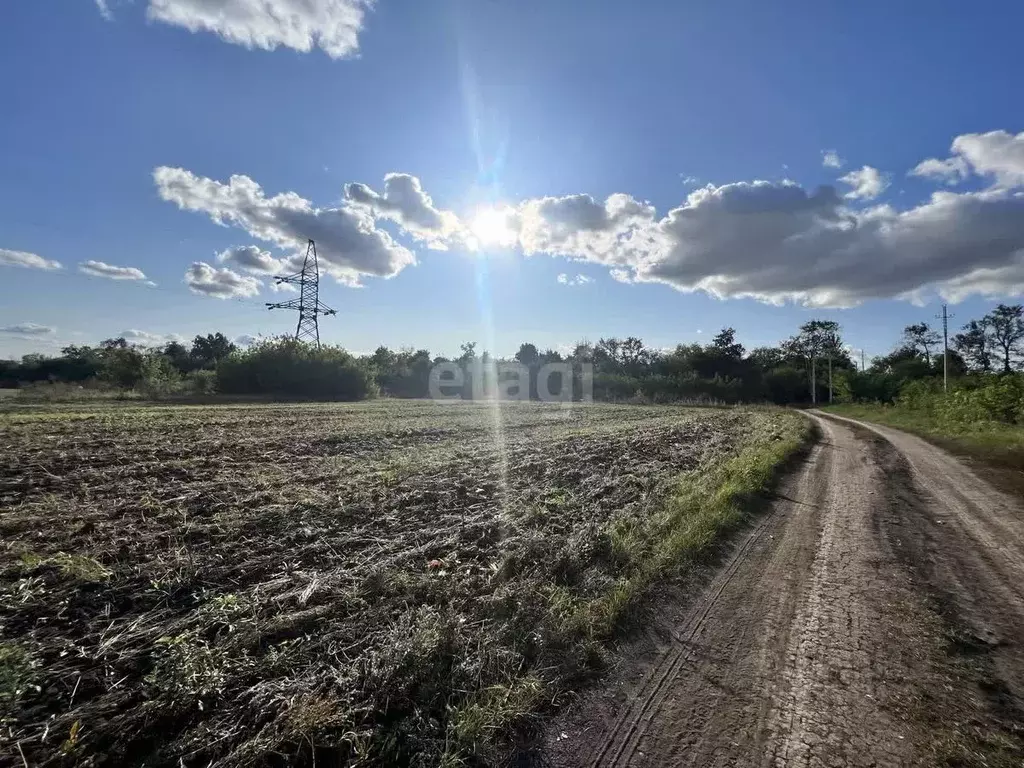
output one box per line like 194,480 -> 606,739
546,412 -> 1024,767
0,401 -> 798,767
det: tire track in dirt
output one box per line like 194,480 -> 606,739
830,413 -> 1024,747
547,413 -> 1024,767
590,432 -> 829,768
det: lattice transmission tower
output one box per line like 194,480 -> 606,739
266,239 -> 336,348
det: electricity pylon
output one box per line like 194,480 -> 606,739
266,239 -> 336,348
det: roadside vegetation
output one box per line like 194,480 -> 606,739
825,303 -> 1024,473
0,400 -> 807,766
825,377 -> 1024,472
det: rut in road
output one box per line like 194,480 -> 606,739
546,413 -> 1024,768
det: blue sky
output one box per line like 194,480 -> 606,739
2,0 -> 1024,361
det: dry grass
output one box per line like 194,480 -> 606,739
0,400 -> 806,766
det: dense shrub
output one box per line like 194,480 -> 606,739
896,374 -> 1024,426
216,339 -> 377,400
184,369 -> 217,396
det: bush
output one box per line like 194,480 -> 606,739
216,339 -> 378,400
184,369 -> 217,396
137,354 -> 184,398
897,374 -> 1024,426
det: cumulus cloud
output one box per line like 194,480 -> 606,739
185,262 -> 262,298
950,130 -> 1024,187
79,260 -> 151,282
510,178 -> 1024,307
155,127 -> 1024,309
0,323 -> 55,336
517,193 -> 656,264
556,273 -> 593,286
146,0 -> 373,58
234,334 -> 260,347
912,131 -> 1024,189
119,329 -> 183,345
216,245 -> 285,274
155,167 -> 415,286
0,249 -> 62,270
345,173 -> 465,248
822,150 -> 844,169
909,156 -> 969,185
839,165 -> 890,200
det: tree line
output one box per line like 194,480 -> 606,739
2,303 -> 1022,408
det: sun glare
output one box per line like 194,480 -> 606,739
470,206 -> 516,248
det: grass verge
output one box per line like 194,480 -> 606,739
823,404 -> 1024,486
578,411 -> 812,638
453,411 -> 814,763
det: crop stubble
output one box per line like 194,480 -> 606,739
0,400 -> 797,766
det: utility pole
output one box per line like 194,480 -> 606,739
811,356 -> 817,405
936,303 -> 952,393
266,240 -> 337,349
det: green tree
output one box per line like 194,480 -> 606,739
784,320 -> 845,404
514,343 -> 539,366
190,333 -> 236,370
162,341 -> 192,375
902,322 -> 941,365
982,304 -> 1024,374
100,346 -> 147,389
953,320 -> 992,372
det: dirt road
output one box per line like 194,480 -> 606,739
547,412 -> 1024,767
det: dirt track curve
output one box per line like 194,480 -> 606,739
547,411 -> 1024,767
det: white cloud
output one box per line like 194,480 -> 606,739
951,130 -> 1024,188
839,165 -> 890,200
822,150 -> 844,169
95,0 -> 113,20
609,268 -> 633,283
79,260 -> 151,282
509,177 -> 1024,307
345,173 -> 466,248
517,193 -> 655,265
679,175 -> 700,186
184,262 -> 262,298
911,131 -> 1024,189
909,156 -> 969,186
146,0 -> 373,58
155,167 -> 415,286
556,273 -> 593,286
234,334 -> 260,347
0,323 -> 55,336
0,249 -> 62,271
639,183 -> 1024,305
154,127 -> 1024,310
119,329 -> 182,345
216,245 -> 284,274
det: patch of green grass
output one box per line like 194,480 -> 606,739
824,404 -> 1024,473
577,411 -> 811,638
20,552 -> 111,582
0,642 -> 38,703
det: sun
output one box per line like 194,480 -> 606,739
470,206 -> 516,248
